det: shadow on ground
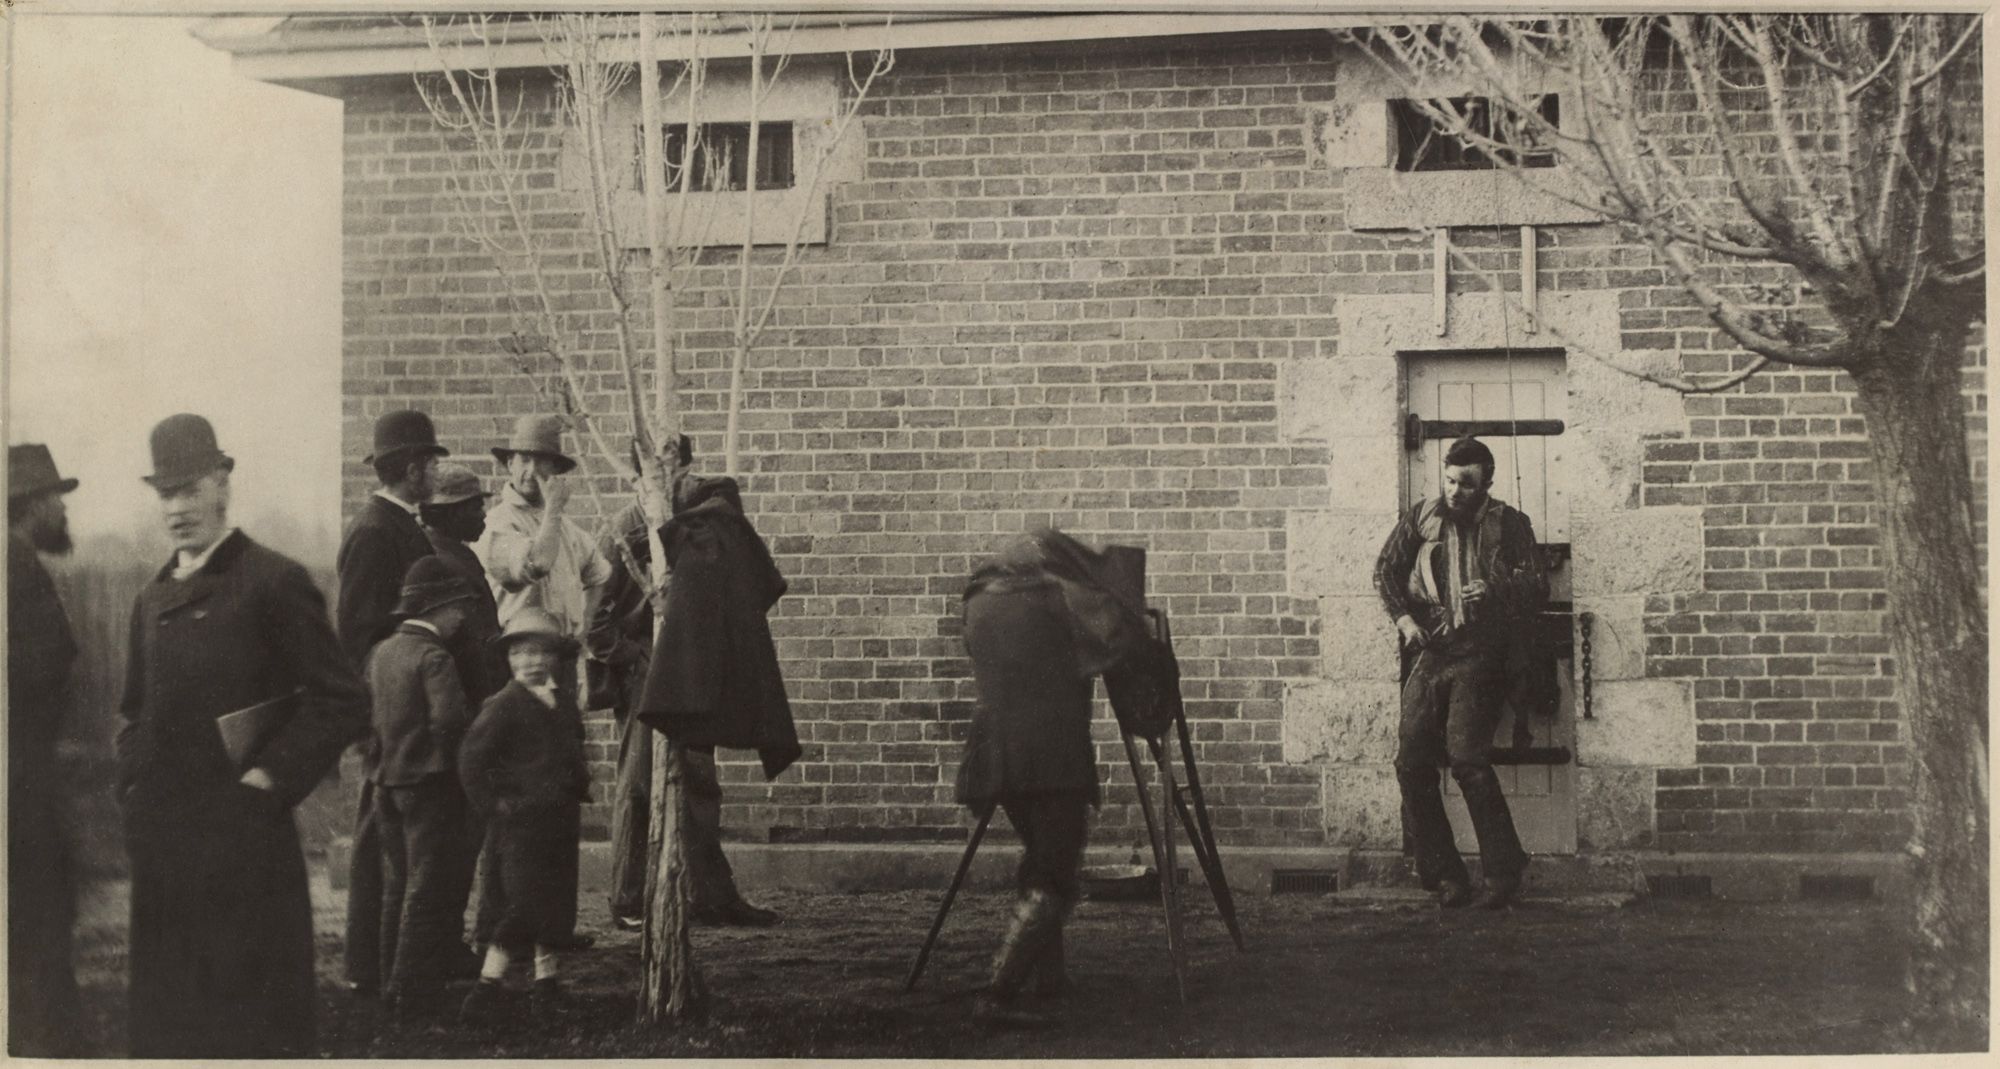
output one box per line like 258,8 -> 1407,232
72,863 -> 1919,1058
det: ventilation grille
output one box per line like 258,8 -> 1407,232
1271,869 -> 1338,895
1800,874 -> 1875,901
1646,874 -> 1713,899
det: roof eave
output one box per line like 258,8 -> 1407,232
205,13 -> 1370,92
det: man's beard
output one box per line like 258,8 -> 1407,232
31,517 -> 73,555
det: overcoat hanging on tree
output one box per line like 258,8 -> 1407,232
117,530 -> 369,1058
954,529 -> 1164,808
635,476 -> 801,780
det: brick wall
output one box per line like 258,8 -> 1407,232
337,30 -> 1983,856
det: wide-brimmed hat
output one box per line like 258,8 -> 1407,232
365,409 -> 449,467
142,414 -> 235,490
428,462 -> 491,507
9,444 -> 79,501
491,606 -> 579,654
490,414 -> 577,475
392,556 -> 478,618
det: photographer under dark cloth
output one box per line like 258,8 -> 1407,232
1374,436 -> 1548,911
954,528 -> 1163,1027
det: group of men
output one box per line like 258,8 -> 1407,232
7,407 -> 1546,1047
4,407 -> 779,1056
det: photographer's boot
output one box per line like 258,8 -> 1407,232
973,890 -> 1061,1028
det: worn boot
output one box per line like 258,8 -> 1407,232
972,890 -> 1062,1028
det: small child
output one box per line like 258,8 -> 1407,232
457,607 -> 591,1025
368,556 -> 479,1019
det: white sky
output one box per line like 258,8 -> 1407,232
5,13 -> 344,558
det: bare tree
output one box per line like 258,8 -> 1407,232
415,11 -> 891,1023
1342,14 -> 1985,1048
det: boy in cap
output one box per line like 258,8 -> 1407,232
368,557 -> 481,1019
457,607 -> 591,1025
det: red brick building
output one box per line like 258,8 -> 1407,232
201,14 -> 1984,897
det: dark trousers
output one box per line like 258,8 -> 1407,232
8,778 -> 81,1055
609,732 -> 746,918
378,779 -> 476,1000
999,791 -> 1091,903
343,777 -> 382,989
488,807 -> 582,953
1395,644 -> 1527,888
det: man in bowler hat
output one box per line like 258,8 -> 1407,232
8,443 -> 85,1054
339,408 -> 456,997
118,414 -> 369,1056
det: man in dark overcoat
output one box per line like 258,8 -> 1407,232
117,414 -> 369,1057
337,409 -> 450,996
954,528 -> 1164,1026
7,443 -> 84,1055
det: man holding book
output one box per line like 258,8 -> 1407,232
116,414 -> 369,1057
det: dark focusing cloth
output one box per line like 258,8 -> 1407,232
953,529 -> 1163,808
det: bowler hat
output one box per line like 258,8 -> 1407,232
492,606 -> 579,655
491,414 -> 577,475
393,555 -> 478,618
142,414 -> 235,490
429,462 -> 491,507
9,443 -> 79,501
366,409 -> 450,467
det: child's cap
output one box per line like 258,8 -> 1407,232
492,606 -> 579,656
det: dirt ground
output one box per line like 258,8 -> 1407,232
66,861 -> 1950,1059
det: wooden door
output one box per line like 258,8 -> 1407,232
1404,351 -> 1577,856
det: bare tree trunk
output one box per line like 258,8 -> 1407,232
634,12 -> 700,1024
1850,327 -> 1989,1051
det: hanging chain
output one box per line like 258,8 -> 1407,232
1578,610 -> 1595,720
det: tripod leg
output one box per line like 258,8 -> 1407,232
904,805 -> 994,993
1123,731 -> 1187,1005
1174,705 -> 1245,949
1167,781 -> 1246,951
1153,738 -> 1189,1003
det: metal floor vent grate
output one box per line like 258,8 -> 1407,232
1270,869 -> 1338,895
1800,874 -> 1875,901
1646,874 -> 1713,899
